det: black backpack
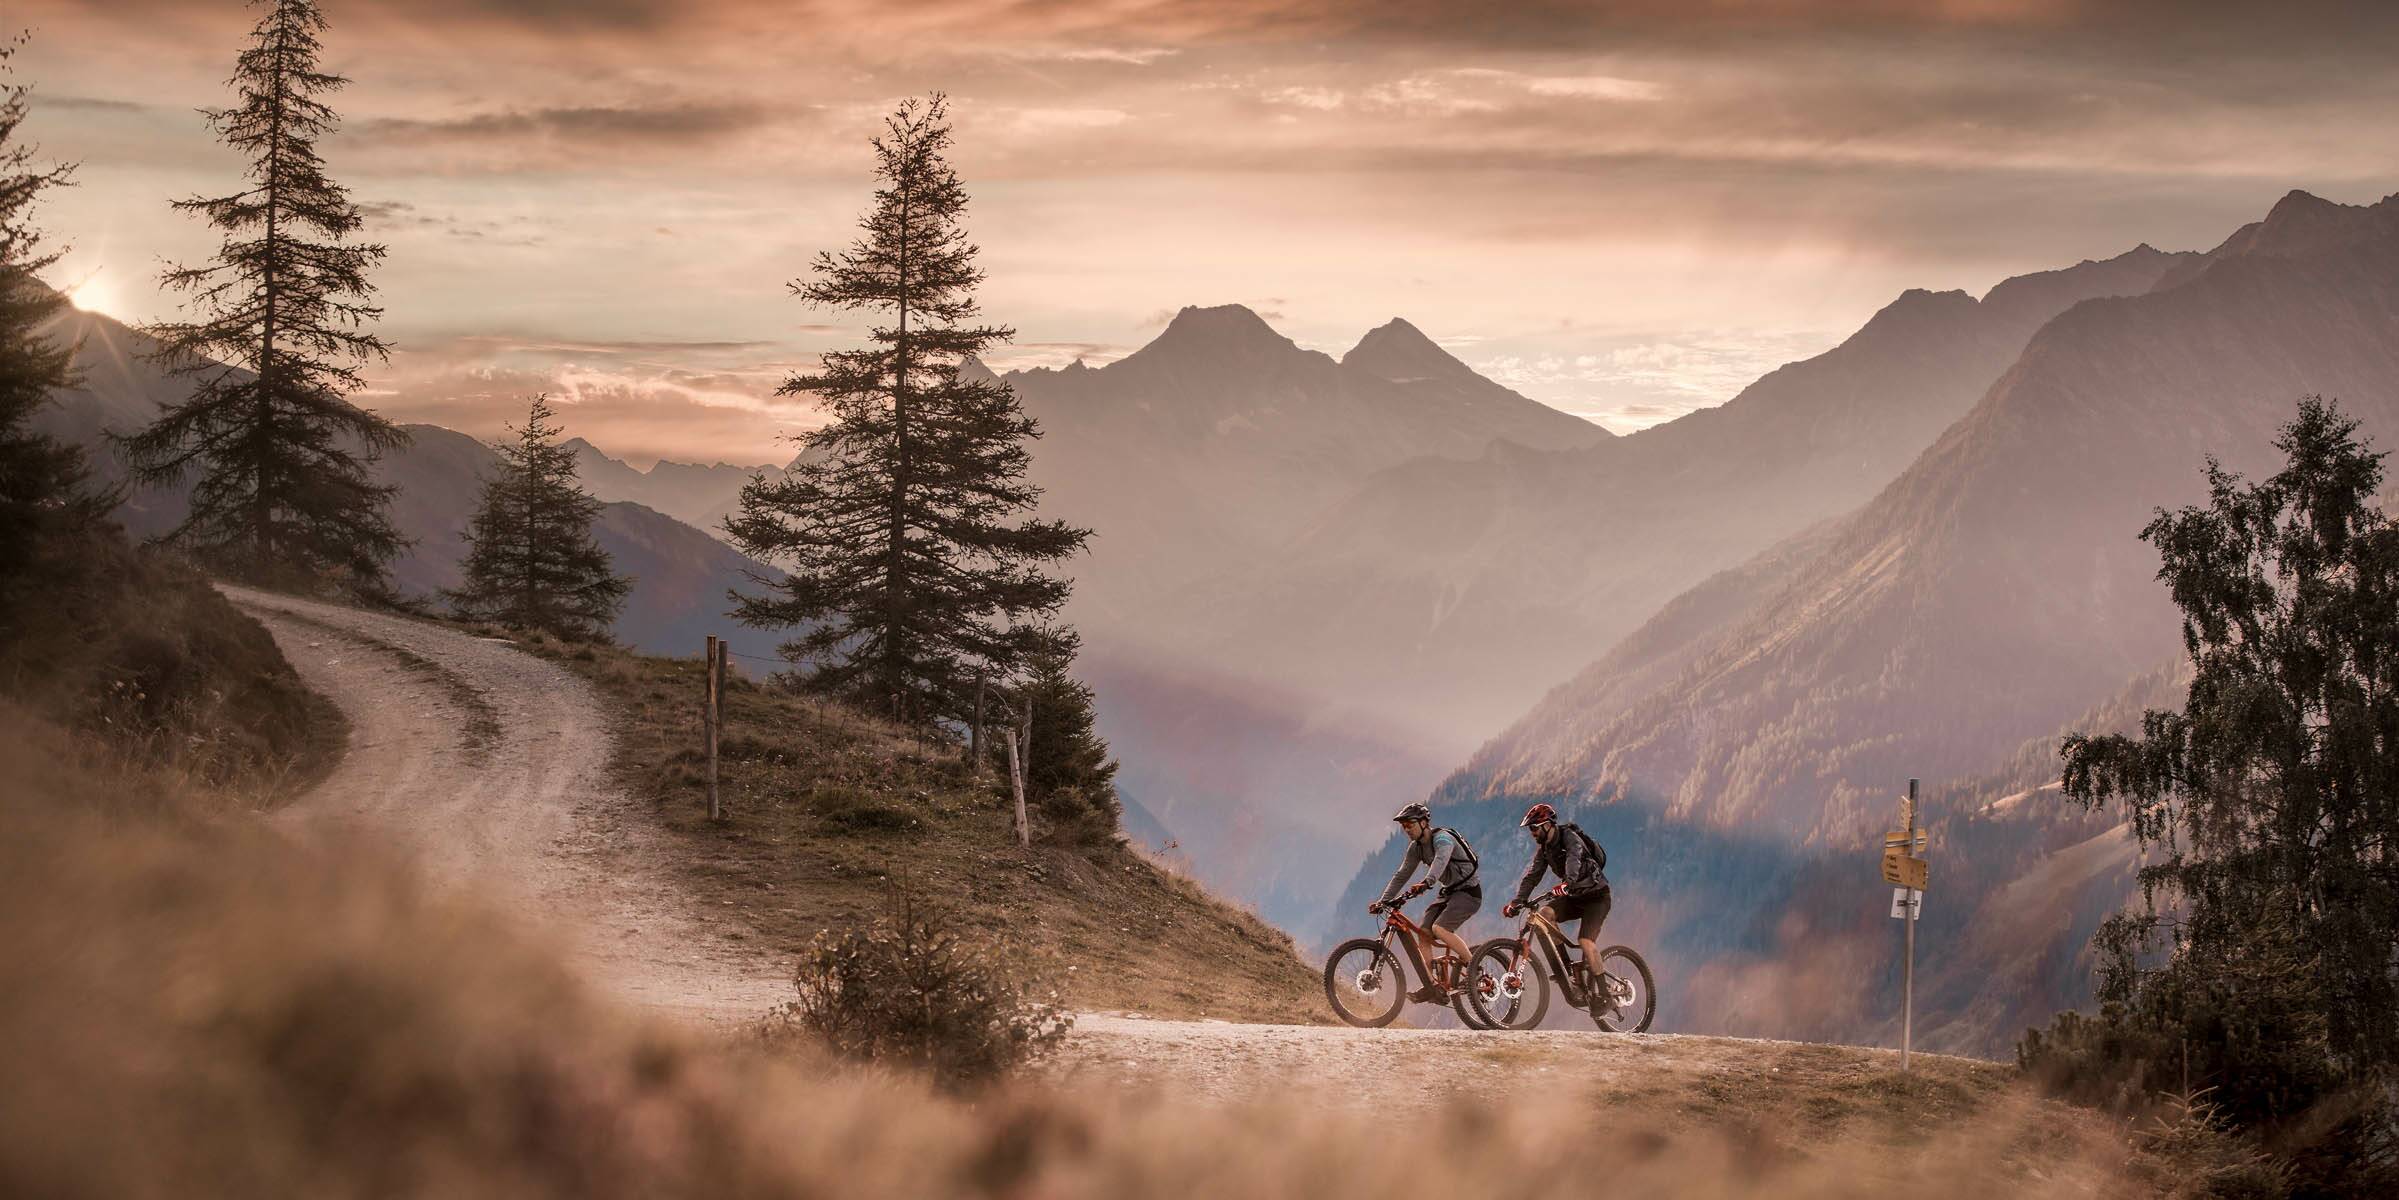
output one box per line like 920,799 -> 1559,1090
1561,822 -> 1606,893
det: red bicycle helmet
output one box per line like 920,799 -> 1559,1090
1520,802 -> 1558,828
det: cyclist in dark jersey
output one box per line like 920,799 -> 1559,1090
1368,802 -> 1483,1002
1502,802 -> 1612,991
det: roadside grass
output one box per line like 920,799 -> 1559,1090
497,631 -> 1326,1024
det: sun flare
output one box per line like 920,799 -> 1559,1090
64,274 -> 128,323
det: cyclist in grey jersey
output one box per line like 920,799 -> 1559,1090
1368,802 -> 1482,1001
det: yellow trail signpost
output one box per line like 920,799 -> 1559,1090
1880,847 -> 1929,890
1885,779 -> 1928,1071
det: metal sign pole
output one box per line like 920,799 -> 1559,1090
1902,777 -> 1918,1072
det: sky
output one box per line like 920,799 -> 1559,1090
16,0 -> 2399,465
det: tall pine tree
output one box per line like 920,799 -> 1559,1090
446,395 -> 629,639
727,94 -> 1089,725
120,0 -> 406,590
0,36 -> 108,603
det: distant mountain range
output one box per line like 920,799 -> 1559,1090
33,307 -> 782,663
565,438 -> 782,539
1006,304 -> 1611,634
1207,243 -> 2195,745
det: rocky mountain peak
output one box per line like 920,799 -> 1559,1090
1847,287 -> 1979,343
1342,317 -> 1475,383
1122,304 -> 1305,370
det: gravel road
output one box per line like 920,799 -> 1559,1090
227,586 -> 789,1028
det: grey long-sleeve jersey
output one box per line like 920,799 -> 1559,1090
1379,829 -> 1477,903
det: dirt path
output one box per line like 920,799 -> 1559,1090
1057,1013 -> 1995,1109
227,587 -> 788,1028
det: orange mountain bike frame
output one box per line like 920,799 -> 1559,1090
1380,906 -> 1454,991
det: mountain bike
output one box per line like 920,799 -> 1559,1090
1465,898 -> 1655,1032
1322,892 -> 1495,1028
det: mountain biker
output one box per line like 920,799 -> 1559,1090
1501,802 -> 1611,992
1367,802 -> 1482,1002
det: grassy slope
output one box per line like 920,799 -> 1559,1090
0,532 -> 343,794
511,633 -> 1326,1023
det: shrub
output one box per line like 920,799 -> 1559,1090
2018,957 -> 2395,1195
2128,1093 -> 2291,1200
766,896 -> 1069,1089
1034,785 -> 1120,849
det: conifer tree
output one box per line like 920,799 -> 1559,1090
446,395 -> 629,639
120,0 -> 406,590
0,37 -> 108,601
728,94 -> 1089,725
1017,626 -> 1120,827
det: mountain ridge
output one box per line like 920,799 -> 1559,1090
1444,189 -> 2399,843
1181,242 -> 2199,751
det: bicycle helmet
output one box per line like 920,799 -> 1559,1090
1391,802 -> 1432,823
1519,802 -> 1557,828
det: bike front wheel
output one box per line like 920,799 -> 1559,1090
1588,946 -> 1655,1033
1323,938 -> 1408,1027
1465,939 -> 1549,1031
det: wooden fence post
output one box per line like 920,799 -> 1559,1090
704,636 -> 722,821
1003,726 -> 1030,849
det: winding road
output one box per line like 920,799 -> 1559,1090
228,586 -> 788,1027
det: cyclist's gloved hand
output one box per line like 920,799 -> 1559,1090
1502,901 -> 1522,918
1367,900 -> 1386,914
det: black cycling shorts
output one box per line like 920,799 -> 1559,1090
1540,887 -> 1611,938
1424,886 -> 1482,931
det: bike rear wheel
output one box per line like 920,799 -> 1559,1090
1323,938 -> 1408,1027
1588,946 -> 1655,1032
1465,938 -> 1549,1030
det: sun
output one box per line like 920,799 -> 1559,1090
65,275 -> 131,323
